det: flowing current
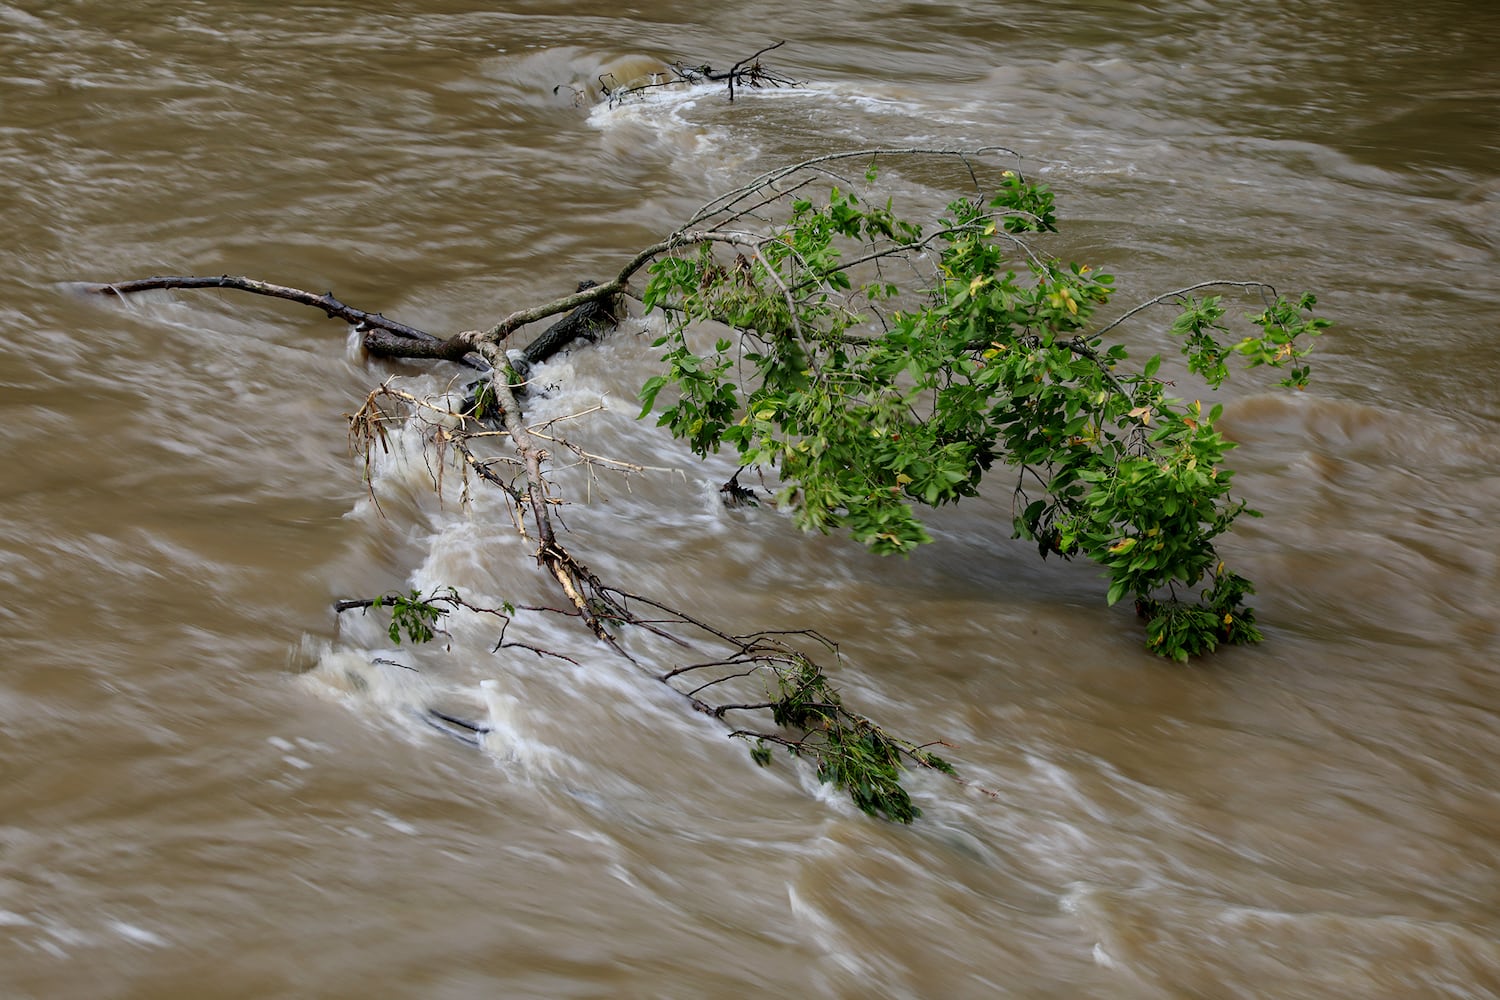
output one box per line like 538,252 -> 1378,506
3,2 -> 1500,996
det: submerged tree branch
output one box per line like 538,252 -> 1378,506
588,40 -> 801,107
334,362 -> 966,822
90,131 -> 1320,820
85,270 -> 626,376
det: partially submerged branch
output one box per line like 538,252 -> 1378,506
586,41 -> 801,107
673,40 -> 797,104
85,272 -> 482,359
88,131 -> 1328,818
84,271 -> 620,377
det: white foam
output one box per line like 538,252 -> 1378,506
477,678 -> 556,771
300,645 -> 439,714
107,920 -> 168,948
0,909 -> 31,927
373,809 -> 419,836
583,79 -> 941,173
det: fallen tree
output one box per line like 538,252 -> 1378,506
87,143 -> 1326,821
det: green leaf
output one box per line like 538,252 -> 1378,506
638,375 -> 667,417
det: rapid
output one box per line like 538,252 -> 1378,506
2,2 -> 1499,996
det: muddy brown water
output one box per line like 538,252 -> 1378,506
4,2 -> 1500,997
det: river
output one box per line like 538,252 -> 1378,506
3,1 -> 1499,996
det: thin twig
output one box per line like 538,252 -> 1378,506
1092,280 -> 1279,339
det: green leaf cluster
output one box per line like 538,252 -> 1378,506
372,588 -> 453,645
639,164 -> 1328,660
742,655 -> 952,823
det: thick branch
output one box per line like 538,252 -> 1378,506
520,280 -> 616,368
476,345 -> 618,644
363,329 -> 482,364
478,280 -> 625,342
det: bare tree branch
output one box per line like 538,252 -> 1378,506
85,273 -> 494,370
